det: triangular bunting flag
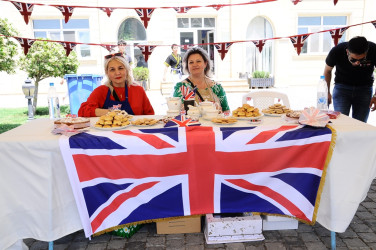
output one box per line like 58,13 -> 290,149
164,115 -> 200,128
182,44 -> 194,51
334,0 -> 338,5
136,45 -> 156,62
290,34 -> 309,55
292,0 -> 303,5
173,7 -> 192,14
252,40 -> 266,53
99,7 -> 115,17
58,42 -> 77,56
214,42 -> 233,60
100,44 -> 117,53
135,8 -> 155,29
15,37 -> 35,55
211,5 -> 223,11
11,1 -> 34,25
55,6 -> 75,23
329,27 -> 348,46
372,21 -> 376,29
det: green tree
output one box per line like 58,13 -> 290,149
19,40 -> 79,110
0,18 -> 19,74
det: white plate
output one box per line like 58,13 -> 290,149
92,124 -> 130,131
202,115 -> 222,121
249,120 -> 263,125
234,114 -> 264,120
263,113 -> 284,117
211,120 -> 238,126
131,123 -> 159,127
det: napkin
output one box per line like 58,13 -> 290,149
52,124 -> 88,136
299,107 -> 330,127
164,114 -> 201,128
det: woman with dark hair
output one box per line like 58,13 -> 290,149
173,47 -> 230,112
78,53 -> 154,117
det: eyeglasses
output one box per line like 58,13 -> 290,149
347,53 -> 367,64
104,52 -> 123,59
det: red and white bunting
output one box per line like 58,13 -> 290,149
100,45 -> 117,53
55,6 -> 75,23
211,5 -> 223,11
214,42 -> 233,60
252,40 -> 266,53
135,8 -> 155,29
334,0 -> 338,5
182,44 -> 194,51
173,7 -> 191,13
136,45 -> 157,62
292,0 -> 303,5
99,7 -> 115,17
58,42 -> 77,56
329,27 -> 348,46
11,1 -> 34,25
15,37 -> 35,55
290,34 -> 309,55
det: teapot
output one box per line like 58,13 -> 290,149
199,100 -> 216,115
166,97 -> 182,111
187,105 -> 200,119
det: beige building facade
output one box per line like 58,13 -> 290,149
0,0 -> 375,107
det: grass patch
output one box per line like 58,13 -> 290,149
0,105 -> 70,134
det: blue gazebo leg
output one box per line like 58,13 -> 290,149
331,231 -> 336,250
49,241 -> 53,250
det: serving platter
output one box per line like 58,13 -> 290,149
234,114 -> 264,120
263,113 -> 284,117
92,124 -> 130,131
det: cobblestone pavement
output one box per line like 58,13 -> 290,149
24,179 -> 376,250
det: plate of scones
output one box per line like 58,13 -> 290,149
232,104 -> 263,120
93,111 -> 132,130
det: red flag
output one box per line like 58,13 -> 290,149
329,27 -> 348,46
372,21 -> 376,29
290,34 -> 309,55
182,44 -> 194,51
15,37 -> 35,55
101,45 -> 117,53
99,8 -> 115,17
211,5 -> 223,11
252,40 -> 266,53
173,7 -> 192,14
214,42 -> 234,60
135,8 -> 155,29
58,42 -> 77,56
292,0 -> 303,5
334,0 -> 338,5
55,6 -> 75,23
136,45 -> 157,62
11,1 -> 34,25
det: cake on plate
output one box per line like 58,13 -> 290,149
54,117 -> 90,129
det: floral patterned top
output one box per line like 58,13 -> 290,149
173,79 -> 230,112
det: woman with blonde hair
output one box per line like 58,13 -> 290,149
78,53 -> 154,117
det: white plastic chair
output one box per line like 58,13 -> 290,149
242,90 -> 290,110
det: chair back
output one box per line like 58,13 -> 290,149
242,90 -> 290,110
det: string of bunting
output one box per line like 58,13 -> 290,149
2,20 -> 375,61
3,0 -> 340,27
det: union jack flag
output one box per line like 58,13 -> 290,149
55,6 -> 75,23
290,34 -> 309,55
334,0 -> 338,5
164,115 -> 201,128
173,7 -> 192,13
99,7 -> 115,17
372,21 -> 376,29
58,42 -> 77,56
214,42 -> 234,60
60,125 -> 333,237
135,8 -> 155,29
210,4 -> 224,11
329,27 -> 348,46
180,85 -> 196,100
11,1 -> 34,24
15,37 -> 35,55
100,44 -> 117,53
252,39 -> 266,53
291,0 -> 303,5
136,45 -> 156,62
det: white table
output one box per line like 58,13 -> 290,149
1,115 -> 376,249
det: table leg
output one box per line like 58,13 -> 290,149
49,241 -> 53,250
331,231 -> 336,250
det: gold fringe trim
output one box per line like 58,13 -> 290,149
92,214 -> 203,237
309,124 -> 337,225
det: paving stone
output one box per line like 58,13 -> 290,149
186,244 -> 204,250
146,236 -> 165,247
29,241 -> 48,250
263,230 -> 283,242
362,202 -> 376,209
185,233 -> 205,245
145,247 -> 164,250
107,239 -> 126,249
166,233 -> 184,240
282,236 -> 305,248
278,230 -> 298,237
166,238 -> 185,248
125,241 -> 146,249
51,243 -> 70,250
54,233 -> 74,244
296,223 -> 314,232
90,233 -> 111,243
357,211 -> 376,220
23,239 -> 36,247
86,242 -> 108,250
67,241 -> 88,250
350,222 -> 373,233
358,232 -> 376,243
357,205 -> 368,212
245,245 -> 266,250
128,232 -> 148,242
300,232 -> 320,242
313,227 -> 331,237
337,227 -> 358,239
305,241 -> 327,250
342,238 -> 369,248
264,242 -> 286,250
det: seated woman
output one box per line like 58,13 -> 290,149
173,47 -> 230,113
78,52 -> 154,117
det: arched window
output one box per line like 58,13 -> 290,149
118,18 -> 146,41
246,17 -> 274,75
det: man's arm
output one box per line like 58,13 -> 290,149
369,66 -> 376,111
323,64 -> 333,105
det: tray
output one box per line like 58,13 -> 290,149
92,124 -> 130,131
234,114 -> 264,120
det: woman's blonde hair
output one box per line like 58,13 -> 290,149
103,55 -> 138,87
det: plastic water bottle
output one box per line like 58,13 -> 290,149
47,82 -> 60,119
317,75 -> 328,111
